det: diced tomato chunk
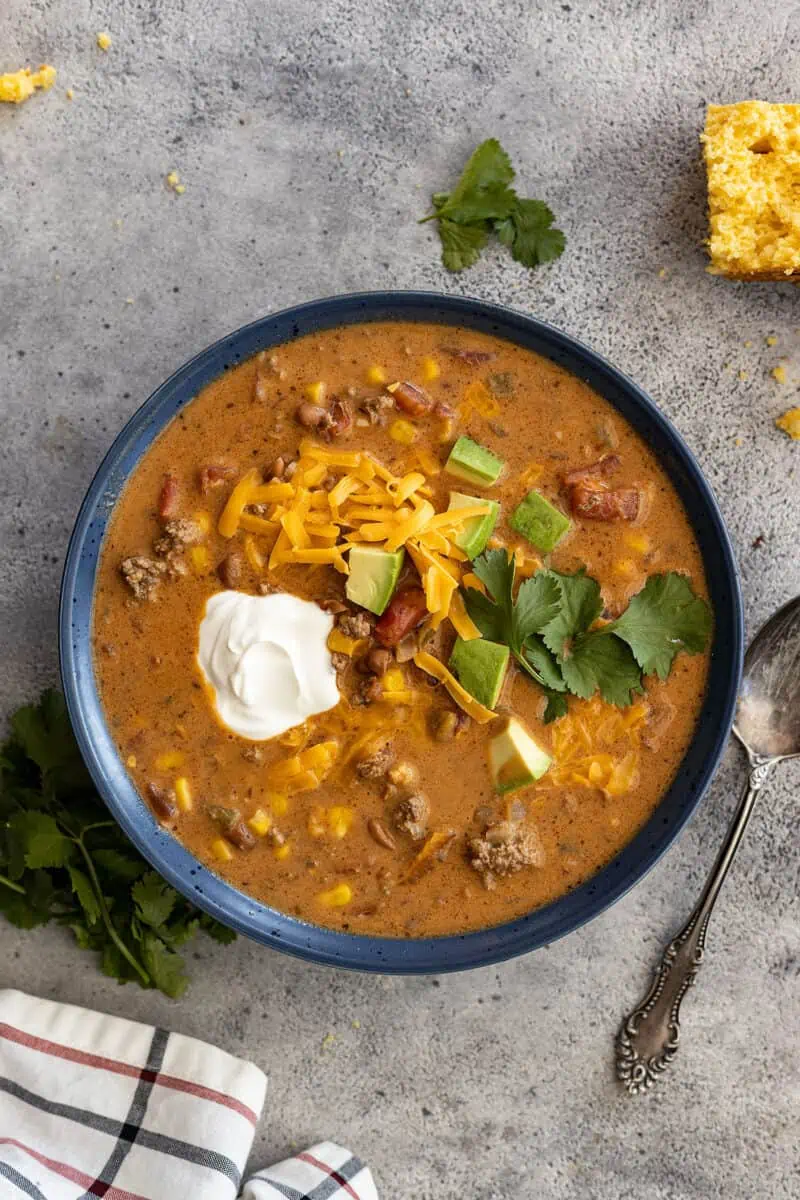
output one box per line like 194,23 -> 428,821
569,482 -> 640,522
199,464 -> 237,494
374,588 -> 428,647
391,382 -> 432,419
562,454 -> 621,487
158,474 -> 180,519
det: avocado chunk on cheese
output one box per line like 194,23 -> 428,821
346,546 -> 405,615
447,491 -> 501,559
449,637 -> 509,709
509,490 -> 570,553
489,716 -> 553,794
445,436 -> 504,488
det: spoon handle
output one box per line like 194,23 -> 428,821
615,755 -> 774,1095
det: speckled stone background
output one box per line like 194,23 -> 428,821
1,2 -> 799,1197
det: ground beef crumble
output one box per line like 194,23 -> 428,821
393,793 -> 429,840
153,518 -> 202,556
121,556 -> 167,600
468,825 -> 546,887
337,610 -> 373,639
355,745 -> 394,780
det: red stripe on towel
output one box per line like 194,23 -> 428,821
0,1138 -> 149,1200
0,1022 -> 258,1125
298,1151 -> 361,1199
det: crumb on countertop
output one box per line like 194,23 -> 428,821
766,335 -> 778,346
166,170 -> 186,195
776,407 -> 800,440
96,32 -> 112,51
771,364 -> 787,384
0,64 -> 56,104
738,369 -> 749,382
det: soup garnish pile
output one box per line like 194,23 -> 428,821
94,323 -> 711,937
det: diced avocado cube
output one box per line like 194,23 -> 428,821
449,637 -> 509,709
447,491 -> 501,559
510,490 -> 570,553
489,716 -> 552,794
445,436 -> 504,488
346,546 -> 405,616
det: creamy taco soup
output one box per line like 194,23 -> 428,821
93,322 -> 711,937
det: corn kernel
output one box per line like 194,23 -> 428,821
317,882 -> 352,908
421,357 -> 440,382
305,381 -> 326,404
623,532 -> 650,554
96,31 -> 112,51
274,842 -> 292,861
244,535 -> 264,571
126,754 -> 137,769
247,808 -> 272,837
211,838 -> 233,862
328,806 -> 354,839
174,777 -> 193,812
189,545 -> 210,573
308,807 -> 328,838
389,418 -> 417,446
438,417 -> 454,443
776,407 -> 800,440
155,750 -> 184,771
613,559 -> 638,577
772,364 -> 787,384
192,510 -> 211,535
268,792 -> 289,816
383,667 -> 405,693
366,365 -> 387,385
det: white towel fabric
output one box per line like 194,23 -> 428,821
0,989 -> 377,1200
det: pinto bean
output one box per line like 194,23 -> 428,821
217,552 -> 243,588
198,464 -> 237,494
147,782 -> 177,822
367,818 -> 397,851
295,402 -> 332,430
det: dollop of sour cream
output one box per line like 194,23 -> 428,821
197,591 -> 340,741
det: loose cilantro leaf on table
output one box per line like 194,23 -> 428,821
0,689 -> 235,998
420,138 -> 566,273
462,552 -> 711,722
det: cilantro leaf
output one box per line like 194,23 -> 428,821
0,690 -> 236,997
141,932 -> 188,999
513,573 -> 562,646
543,691 -> 569,724
462,586 -> 506,643
9,812 -> 74,871
560,630 -> 643,706
200,915 -> 238,944
472,548 -> 515,614
494,198 -> 565,267
438,218 -> 489,272
522,637 -> 566,692
132,871 -> 177,929
434,139 -> 515,224
610,573 -> 712,679
541,570 -> 604,659
68,866 -> 101,925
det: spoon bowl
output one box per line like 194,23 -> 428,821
735,594 -> 800,761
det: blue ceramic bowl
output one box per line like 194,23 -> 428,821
60,292 -> 743,973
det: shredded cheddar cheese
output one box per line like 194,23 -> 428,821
413,653 -> 495,723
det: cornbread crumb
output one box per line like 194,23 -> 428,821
743,339 -> 752,348
738,369 -> 749,382
766,335 -> 778,346
65,88 -> 73,101
734,436 -> 743,447
657,267 -> 668,279
776,407 -> 800,439
701,101 -> 800,280
166,170 -> 185,194
772,364 -> 787,384
0,64 -> 56,104
96,32 -> 112,51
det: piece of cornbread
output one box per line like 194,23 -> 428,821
701,101 -> 800,280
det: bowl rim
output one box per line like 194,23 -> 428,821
59,289 -> 744,973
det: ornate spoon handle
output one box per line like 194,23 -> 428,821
615,756 -> 775,1095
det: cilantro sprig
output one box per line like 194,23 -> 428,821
463,550 -> 711,722
0,690 -> 235,998
421,138 -> 566,273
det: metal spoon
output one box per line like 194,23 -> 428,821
616,594 -> 800,1095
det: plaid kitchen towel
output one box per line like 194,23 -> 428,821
0,989 -> 377,1200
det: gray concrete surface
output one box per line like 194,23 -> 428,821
1,2 -> 799,1197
